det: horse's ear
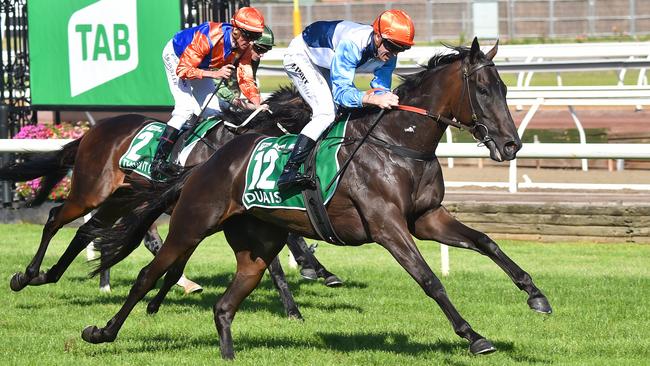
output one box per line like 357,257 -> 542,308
486,39 -> 499,60
470,36 -> 480,62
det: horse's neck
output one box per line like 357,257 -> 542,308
361,73 -> 455,156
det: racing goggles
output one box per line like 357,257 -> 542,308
382,38 -> 410,54
239,28 -> 263,41
253,44 -> 272,54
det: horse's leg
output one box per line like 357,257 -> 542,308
413,206 -> 552,314
146,247 -> 197,315
286,233 -> 343,287
215,217 -> 289,360
143,223 -> 203,294
26,193 -> 129,288
372,212 -> 495,355
10,201 -> 90,291
81,231 -> 200,344
267,256 -> 303,320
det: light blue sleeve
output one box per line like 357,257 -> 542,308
330,40 -> 366,108
370,56 -> 397,92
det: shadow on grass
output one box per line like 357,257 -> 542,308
53,272 -> 364,316
82,330 -> 551,364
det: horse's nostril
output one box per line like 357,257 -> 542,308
504,141 -> 520,156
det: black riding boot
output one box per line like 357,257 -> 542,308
150,125 -> 181,180
277,134 -> 317,192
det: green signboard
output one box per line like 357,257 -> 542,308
28,0 -> 180,108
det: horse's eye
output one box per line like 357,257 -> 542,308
478,86 -> 489,95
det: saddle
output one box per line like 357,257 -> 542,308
299,126 -> 346,246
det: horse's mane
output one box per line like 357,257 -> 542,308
220,85 -> 311,132
395,44 -> 482,98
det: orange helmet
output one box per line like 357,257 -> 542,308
372,9 -> 415,48
231,7 -> 265,33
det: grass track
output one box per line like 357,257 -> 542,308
1,224 -> 649,365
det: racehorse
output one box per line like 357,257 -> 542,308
1,87 -> 340,316
81,38 -> 552,358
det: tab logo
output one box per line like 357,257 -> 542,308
67,0 -> 138,97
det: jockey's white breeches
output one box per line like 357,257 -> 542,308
162,40 -> 222,130
283,37 -> 336,141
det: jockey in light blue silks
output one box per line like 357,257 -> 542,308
277,9 -> 416,192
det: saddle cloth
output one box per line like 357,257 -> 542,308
118,118 -> 221,181
242,117 -> 349,210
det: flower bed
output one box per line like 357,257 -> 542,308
13,122 -> 89,201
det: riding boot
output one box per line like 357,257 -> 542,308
277,134 -> 317,192
150,124 -> 182,180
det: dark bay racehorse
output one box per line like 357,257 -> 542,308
82,39 -> 552,358
2,87 -> 339,314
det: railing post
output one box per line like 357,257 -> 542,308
0,103 -> 12,206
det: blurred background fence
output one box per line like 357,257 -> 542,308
252,0 -> 650,43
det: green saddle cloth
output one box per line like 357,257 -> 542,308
119,118 -> 221,181
242,117 -> 349,210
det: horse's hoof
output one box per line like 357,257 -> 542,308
469,338 -> 497,355
324,275 -> 343,287
183,282 -> 203,295
81,325 -> 113,344
146,302 -> 160,315
10,272 -> 28,292
528,295 -> 552,314
300,268 -> 318,281
288,311 -> 304,321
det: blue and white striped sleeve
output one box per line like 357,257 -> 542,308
370,56 -> 397,92
330,40 -> 366,108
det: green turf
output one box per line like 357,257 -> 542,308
1,224 -> 649,365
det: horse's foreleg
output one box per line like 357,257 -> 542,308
413,206 -> 552,314
267,256 -> 303,320
144,223 -> 202,294
373,212 -> 495,355
286,233 -> 343,287
11,202 -> 89,291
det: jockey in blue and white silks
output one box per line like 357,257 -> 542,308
277,10 -> 416,193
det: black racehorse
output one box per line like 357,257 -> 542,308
82,39 -> 552,358
1,87 -> 340,317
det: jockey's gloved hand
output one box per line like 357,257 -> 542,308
206,64 -> 235,79
233,99 -> 257,111
363,91 -> 399,109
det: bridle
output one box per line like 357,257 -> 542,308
395,58 -> 496,146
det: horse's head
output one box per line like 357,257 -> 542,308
451,38 -> 521,161
398,38 -> 521,161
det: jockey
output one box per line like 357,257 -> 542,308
152,6 -> 265,179
277,10 -> 415,192
217,25 -> 275,112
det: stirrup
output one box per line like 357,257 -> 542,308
278,173 -> 316,192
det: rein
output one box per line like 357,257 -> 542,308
324,59 -> 496,192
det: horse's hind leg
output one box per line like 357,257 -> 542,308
145,247 -> 198,315
10,201 -> 90,291
81,231 -> 201,345
215,216 -> 289,360
413,206 -> 552,314
143,223 -> 202,294
267,256 -> 303,320
287,233 -> 343,287
26,192 -> 130,288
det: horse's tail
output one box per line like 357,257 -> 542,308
89,167 -> 195,276
0,139 -> 81,207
